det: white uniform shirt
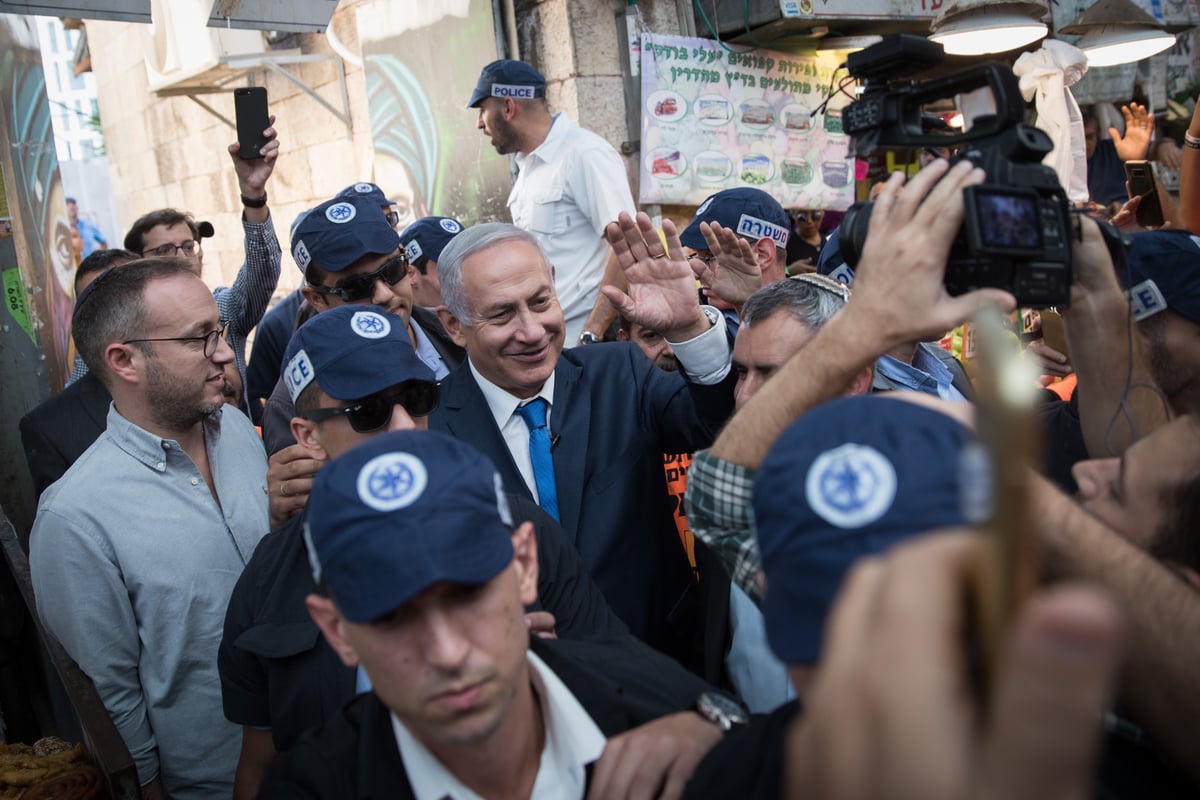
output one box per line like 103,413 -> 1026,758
391,651 -> 607,800
510,112 -> 637,344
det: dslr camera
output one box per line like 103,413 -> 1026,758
838,36 -> 1072,308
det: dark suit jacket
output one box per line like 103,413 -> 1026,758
429,342 -> 736,662
259,634 -> 714,800
411,305 -> 465,372
19,372 -> 112,497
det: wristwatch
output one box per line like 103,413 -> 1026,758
695,692 -> 749,732
577,331 -> 603,345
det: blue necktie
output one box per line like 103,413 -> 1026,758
514,399 -> 559,522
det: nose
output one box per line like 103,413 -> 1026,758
477,109 -> 485,131
1071,457 -> 1117,500
371,273 -> 403,309
420,607 -> 471,672
211,332 -> 235,365
734,373 -> 758,411
511,308 -> 546,343
386,402 -> 417,432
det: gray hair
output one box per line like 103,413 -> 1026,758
741,274 -> 849,332
438,222 -> 551,322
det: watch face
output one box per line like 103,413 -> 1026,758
699,692 -> 749,727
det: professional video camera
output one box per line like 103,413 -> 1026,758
838,35 -> 1072,308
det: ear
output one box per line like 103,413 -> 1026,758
437,305 -> 468,348
752,238 -> 776,271
306,594 -> 360,668
104,342 -> 141,387
502,97 -> 518,120
616,328 -> 630,342
847,365 -> 875,397
301,285 -> 331,312
510,522 -> 539,607
291,417 -> 329,461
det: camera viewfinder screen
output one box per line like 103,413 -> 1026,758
978,190 -> 1041,252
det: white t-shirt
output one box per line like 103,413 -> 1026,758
510,112 -> 637,344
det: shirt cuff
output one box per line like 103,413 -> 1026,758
668,306 -> 731,384
241,212 -> 273,230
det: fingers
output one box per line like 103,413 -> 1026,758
524,610 -> 557,638
605,212 -> 656,265
599,284 -> 636,318
660,216 -> 688,264
588,714 -> 719,800
979,585 -> 1122,800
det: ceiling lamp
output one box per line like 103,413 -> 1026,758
929,0 -> 1049,55
1059,0 -> 1179,67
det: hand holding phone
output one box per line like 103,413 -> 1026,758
1124,160 -> 1164,228
234,87 -> 270,160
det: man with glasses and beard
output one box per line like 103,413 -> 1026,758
120,119 -> 283,415
30,259 -> 270,800
260,194 -> 464,456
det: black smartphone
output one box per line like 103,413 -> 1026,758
234,87 -> 270,160
1124,160 -> 1164,228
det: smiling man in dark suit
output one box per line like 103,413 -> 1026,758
430,218 -> 736,666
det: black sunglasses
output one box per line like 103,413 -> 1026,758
310,254 -> 410,303
301,380 -> 440,432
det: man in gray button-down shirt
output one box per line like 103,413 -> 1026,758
30,259 -> 269,800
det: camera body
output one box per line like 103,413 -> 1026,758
838,36 -> 1072,308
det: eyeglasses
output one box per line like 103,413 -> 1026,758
689,253 -> 719,265
301,380 -> 440,432
142,240 -> 199,258
793,211 -> 824,223
123,320 -> 230,358
385,210 -> 400,228
309,254 -> 410,303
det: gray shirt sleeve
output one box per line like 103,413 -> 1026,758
30,508 -> 160,784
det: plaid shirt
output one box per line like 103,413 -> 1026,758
66,216 -> 281,418
215,215 -> 282,405
685,448 -> 762,605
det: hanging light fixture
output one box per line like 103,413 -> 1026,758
929,0 -> 1049,56
1059,0 -> 1180,67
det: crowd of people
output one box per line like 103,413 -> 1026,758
14,57 -> 1200,800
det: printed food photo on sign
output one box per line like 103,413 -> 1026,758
740,153 -> 773,186
823,108 -> 844,138
781,159 -> 814,186
647,147 -> 686,179
781,103 -> 813,133
822,160 -> 850,188
696,95 -> 733,125
648,90 -> 686,123
740,100 -> 775,128
695,151 -> 733,183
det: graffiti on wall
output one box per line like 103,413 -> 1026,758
357,0 -> 511,226
0,14 -> 73,389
